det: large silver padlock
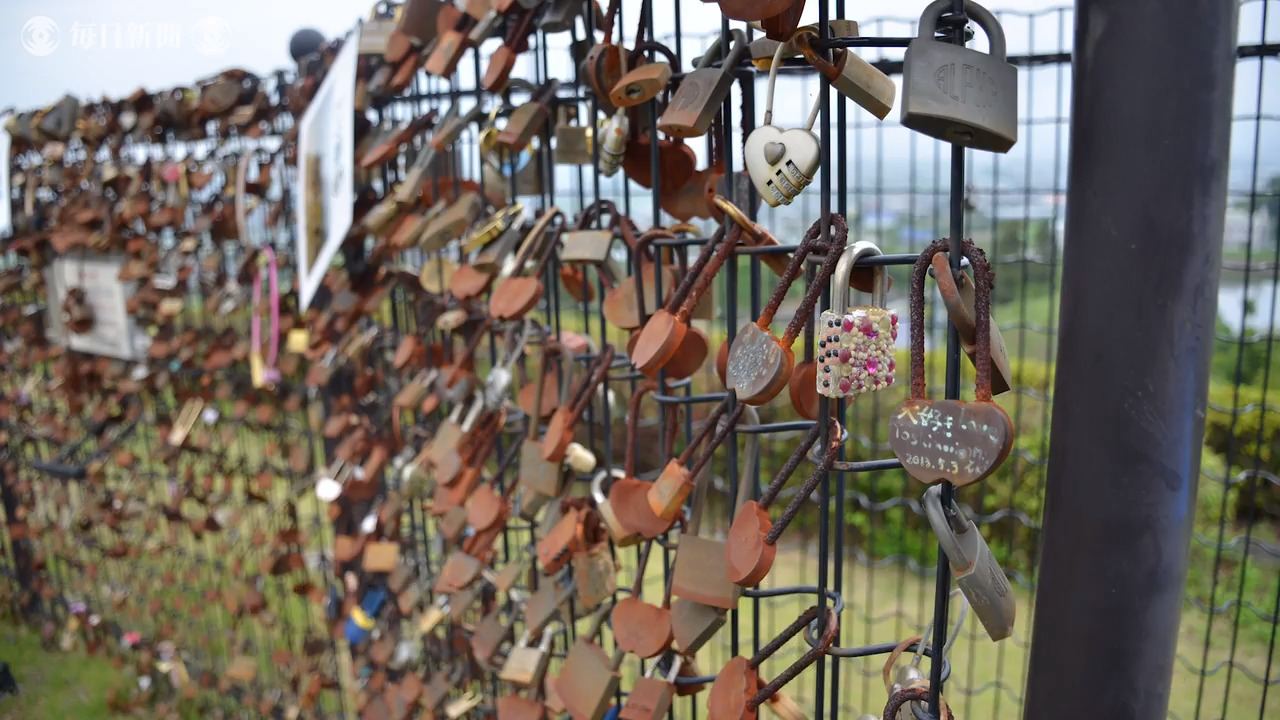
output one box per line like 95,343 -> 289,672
744,39 -> 822,208
922,485 -> 1015,641
901,0 -> 1018,153
817,241 -> 897,399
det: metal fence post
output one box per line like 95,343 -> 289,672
1023,1 -> 1240,718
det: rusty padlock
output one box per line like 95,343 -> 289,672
724,215 -> 846,406
726,419 -> 841,587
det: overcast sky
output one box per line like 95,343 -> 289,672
1,1 -> 1275,191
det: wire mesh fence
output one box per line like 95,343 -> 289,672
0,1 -> 1275,719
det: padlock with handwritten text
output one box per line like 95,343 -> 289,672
887,238 -> 1013,487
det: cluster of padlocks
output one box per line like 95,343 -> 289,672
0,0 -> 1021,718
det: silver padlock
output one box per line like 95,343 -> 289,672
922,485 -> 1015,641
900,0 -> 1018,153
744,40 -> 822,208
598,110 -> 628,177
484,319 -> 534,410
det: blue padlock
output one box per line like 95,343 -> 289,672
345,587 -> 387,646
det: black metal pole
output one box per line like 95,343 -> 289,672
1023,2 -> 1238,718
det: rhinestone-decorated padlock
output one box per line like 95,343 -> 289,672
816,240 -> 898,398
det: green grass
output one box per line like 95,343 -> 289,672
0,625 -> 117,720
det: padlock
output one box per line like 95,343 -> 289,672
606,382 -> 680,540
793,28 -> 896,120
484,319 -> 535,410
922,485 -> 1014,641
657,30 -> 748,138
345,588 -> 386,646
887,238 -> 1013,487
610,61 -> 672,109
470,609 -> 514,667
900,0 -> 1018,153
725,217 -> 845,406
591,469 -> 640,547
726,419 -> 840,588
499,624 -> 558,687
555,105 -> 595,165
744,40 -> 822,208
619,655 -> 682,720
816,241 -> 897,398
540,346 -> 615,462
553,604 -> 623,720
540,0 -> 584,32
444,691 -> 481,719
670,405 -> 759,624
560,228 -> 616,266
489,209 -> 567,322
496,80 -> 561,151
498,693 -> 548,720
610,541 -> 673,660
572,538 -> 617,609
598,111 -> 628,177
705,606 -> 838,720
647,397 -> 742,522
629,224 -> 736,377
524,575 -> 574,636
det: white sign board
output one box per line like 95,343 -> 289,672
295,23 -> 361,311
0,116 -> 10,236
44,254 -> 151,361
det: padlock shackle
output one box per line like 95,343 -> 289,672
922,485 -> 975,568
915,0 -> 1007,61
590,467 -> 625,504
748,606 -> 839,710
907,237 -> 995,400
831,240 -> 887,310
762,32 -> 823,131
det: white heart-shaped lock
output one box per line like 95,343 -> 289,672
744,124 -> 821,208
745,40 -> 825,208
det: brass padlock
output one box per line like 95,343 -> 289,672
554,105 -> 595,165
571,538 -> 617,609
498,624 -> 558,687
657,30 -> 748,138
669,406 -> 759,653
553,604 -> 623,720
794,28 -> 896,120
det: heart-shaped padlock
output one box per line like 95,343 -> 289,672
743,39 -> 822,208
888,238 -> 1014,487
816,241 -> 897,398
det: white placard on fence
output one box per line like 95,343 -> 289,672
43,253 -> 151,361
0,116 -> 11,236
295,23 -> 361,312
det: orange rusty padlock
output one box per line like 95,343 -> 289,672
647,396 -> 743,523
602,229 -> 678,331
489,208 -> 566,322
726,419 -> 840,588
628,220 -> 737,377
540,344 -> 615,463
606,382 -> 680,541
610,540 -> 674,660
706,605 -> 839,720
